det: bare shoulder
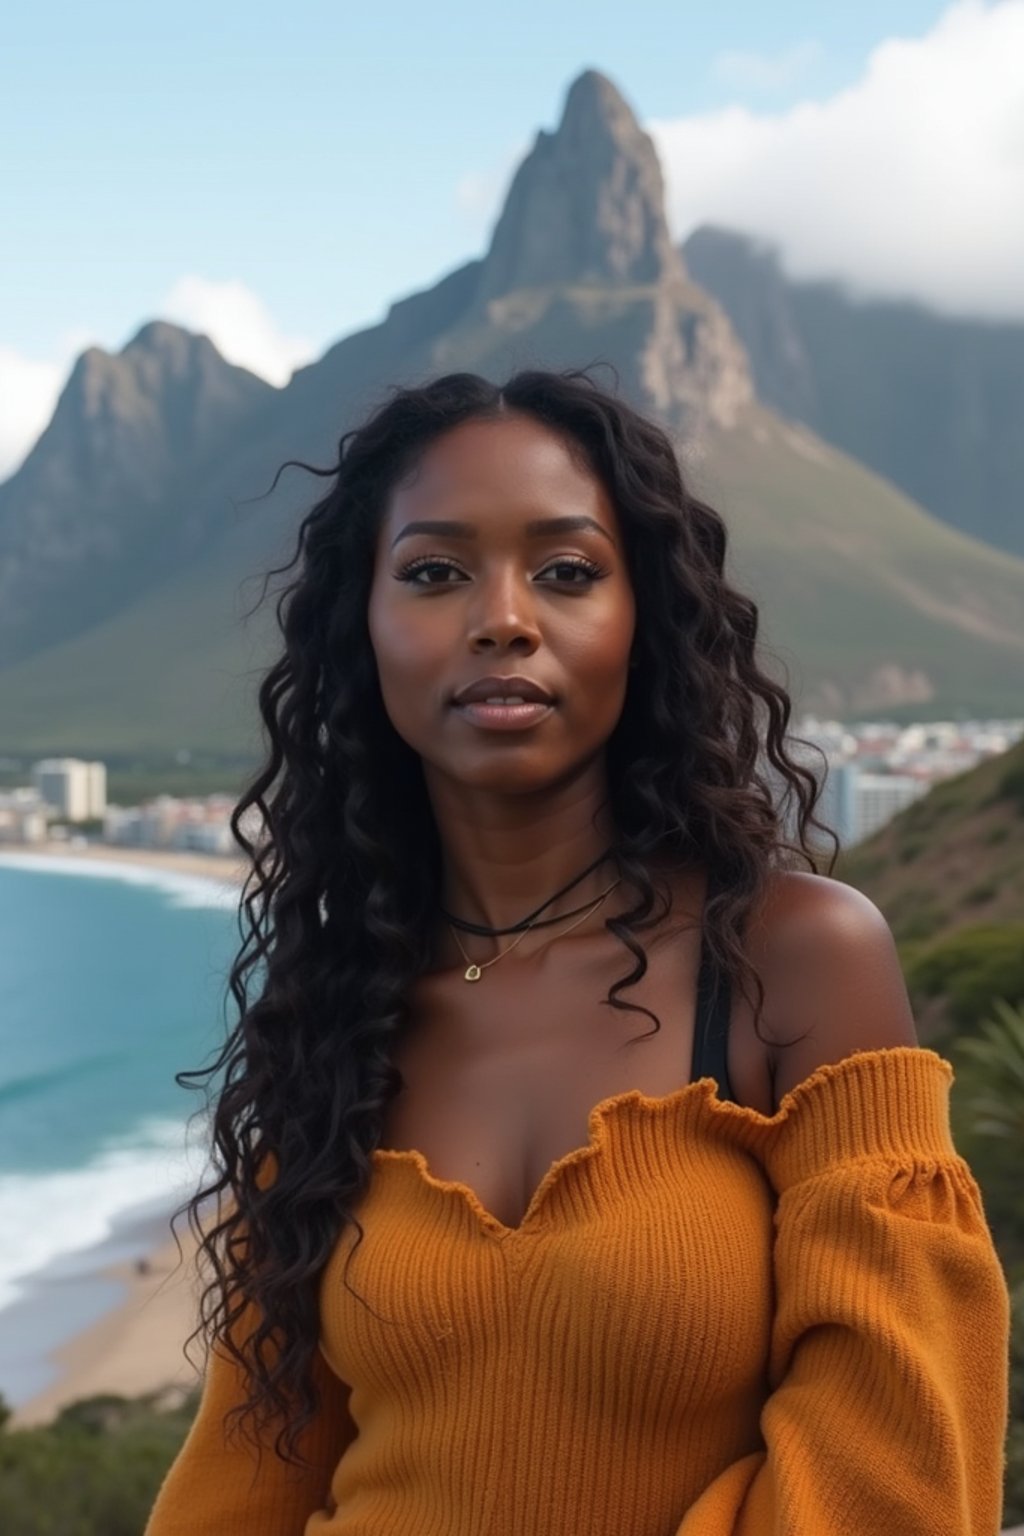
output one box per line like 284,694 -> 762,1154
744,870 -> 920,1111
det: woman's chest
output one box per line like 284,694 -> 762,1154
376,924 -> 772,1232
319,1119 -> 776,1417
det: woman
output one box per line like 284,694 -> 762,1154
145,368 -> 1010,1534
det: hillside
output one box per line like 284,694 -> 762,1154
2,70 -> 1023,760
684,225 -> 1024,561
835,736 -> 1024,947
694,406 -> 1024,718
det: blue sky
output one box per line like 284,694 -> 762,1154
2,0 -> 1021,477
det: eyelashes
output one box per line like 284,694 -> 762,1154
394,555 -> 606,588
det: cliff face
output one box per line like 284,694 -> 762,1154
456,70 -> 753,437
684,225 -> 1024,560
475,69 -> 686,298
0,323 -> 273,665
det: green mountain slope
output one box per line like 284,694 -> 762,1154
695,407 -> 1024,718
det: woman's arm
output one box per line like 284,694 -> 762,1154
144,1297 -> 357,1535
673,880 -> 1011,1531
675,1138 -> 1011,1532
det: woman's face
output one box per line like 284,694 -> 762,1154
367,411 -> 637,797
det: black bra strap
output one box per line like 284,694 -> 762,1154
690,883 -> 738,1104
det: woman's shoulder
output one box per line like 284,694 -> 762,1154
741,870 -> 920,1110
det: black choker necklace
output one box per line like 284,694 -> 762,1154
440,847 -> 615,937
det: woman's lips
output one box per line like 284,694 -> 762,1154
452,700 -> 555,731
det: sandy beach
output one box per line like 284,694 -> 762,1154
1,839 -> 244,1428
1,838 -> 248,888
10,1221 -> 206,1429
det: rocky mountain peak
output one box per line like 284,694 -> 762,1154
45,322 -> 272,470
474,68 -> 687,306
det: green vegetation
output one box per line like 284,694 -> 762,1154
836,742 -> 1024,1521
991,756 -> 1024,817
836,737 -> 1024,955
945,1002 -> 1024,1524
903,923 -> 1024,1029
953,1000 -> 1024,1145
0,1387 -> 200,1535
102,764 -> 254,805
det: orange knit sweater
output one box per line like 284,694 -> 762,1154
144,1047 -> 1011,1534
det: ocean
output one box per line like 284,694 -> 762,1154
0,854 -> 240,1406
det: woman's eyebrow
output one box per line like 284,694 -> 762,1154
390,515 -> 615,549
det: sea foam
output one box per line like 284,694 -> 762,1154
0,1114 -> 215,1314
0,852 -> 239,911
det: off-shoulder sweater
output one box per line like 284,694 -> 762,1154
144,1047 -> 1011,1534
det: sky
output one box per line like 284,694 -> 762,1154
2,0 -> 1022,480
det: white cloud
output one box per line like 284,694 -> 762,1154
454,142 -> 530,222
711,40 -> 823,94
650,0 -> 1024,320
0,349 -> 62,480
0,328 -> 97,481
157,275 -> 315,387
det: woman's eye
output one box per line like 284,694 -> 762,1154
397,559 -> 463,586
544,559 -> 602,584
396,557 -> 604,587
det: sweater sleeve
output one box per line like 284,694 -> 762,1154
144,1296 -> 357,1536
675,1047 -> 1011,1535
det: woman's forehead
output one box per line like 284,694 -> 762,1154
385,416 -> 616,532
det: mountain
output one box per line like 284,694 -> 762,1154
683,225 -> 1024,561
0,322 -> 276,665
2,70 -> 1024,761
477,69 -> 683,297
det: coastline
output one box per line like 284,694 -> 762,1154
0,838 -> 248,888
0,840 -> 242,1428
9,1217 -> 206,1429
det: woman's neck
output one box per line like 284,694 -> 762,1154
425,765 -> 618,936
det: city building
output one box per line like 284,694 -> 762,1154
31,758 -> 107,821
0,787 -> 48,843
851,770 -> 930,843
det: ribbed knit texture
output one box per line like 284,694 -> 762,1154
144,1047 -> 1011,1534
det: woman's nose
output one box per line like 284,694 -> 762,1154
464,569 -> 543,651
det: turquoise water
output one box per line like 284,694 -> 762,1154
0,856 -> 239,1322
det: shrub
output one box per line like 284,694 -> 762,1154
890,890 -> 947,945
993,759 -> 1024,816
0,1389 -> 198,1536
905,924 -> 1024,1028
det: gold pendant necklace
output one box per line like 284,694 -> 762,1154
447,878 -> 621,982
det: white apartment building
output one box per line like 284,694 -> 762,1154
104,793 -> 239,854
760,743 -> 934,851
31,758 -> 107,821
848,767 -> 929,845
0,786 -> 48,843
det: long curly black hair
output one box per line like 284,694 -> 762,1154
170,364 -> 838,1471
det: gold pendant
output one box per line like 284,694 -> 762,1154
464,963 -> 482,982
